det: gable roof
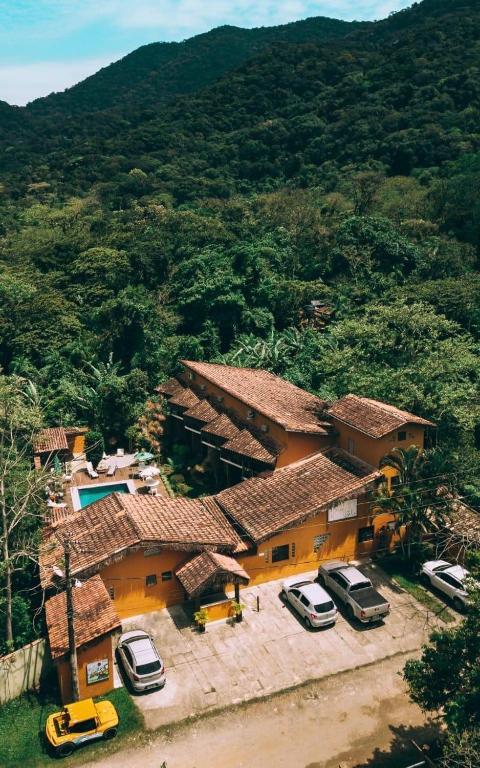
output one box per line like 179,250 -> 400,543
45,575 -> 120,660
40,493 -> 239,587
181,361 -> 329,434
222,429 -> 279,466
215,449 -> 380,544
175,552 -> 249,597
33,427 -> 69,453
328,395 -> 435,439
156,377 -> 185,399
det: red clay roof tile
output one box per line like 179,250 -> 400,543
328,395 -> 435,438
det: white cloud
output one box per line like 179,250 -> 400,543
0,56 -> 120,105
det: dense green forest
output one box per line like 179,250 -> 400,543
0,0 -> 479,502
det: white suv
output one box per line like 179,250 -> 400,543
420,560 -> 471,611
117,630 -> 166,692
282,577 -> 337,628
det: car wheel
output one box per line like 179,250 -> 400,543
305,616 -> 312,628
103,727 -> 117,740
317,574 -> 325,586
56,743 -> 75,758
419,573 -> 430,587
453,597 -> 465,613
346,604 -> 355,621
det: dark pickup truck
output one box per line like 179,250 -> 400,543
318,561 -> 390,623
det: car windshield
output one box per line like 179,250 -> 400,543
432,564 -> 450,572
314,600 -> 334,613
349,582 -> 371,592
136,660 -> 161,675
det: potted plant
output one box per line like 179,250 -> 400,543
230,601 -> 245,623
194,607 -> 208,633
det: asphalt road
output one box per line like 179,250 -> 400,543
83,652 -> 440,768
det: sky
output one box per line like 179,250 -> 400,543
0,1 -> 412,106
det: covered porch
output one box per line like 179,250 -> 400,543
175,552 -> 250,625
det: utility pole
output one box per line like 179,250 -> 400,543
63,538 -> 80,702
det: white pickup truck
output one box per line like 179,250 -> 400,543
318,561 -> 390,624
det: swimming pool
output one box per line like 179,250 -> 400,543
71,479 -> 136,511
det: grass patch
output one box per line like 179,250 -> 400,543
0,686 -> 144,768
377,555 -> 455,623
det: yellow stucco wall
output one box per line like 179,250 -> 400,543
236,496 -> 396,587
57,634 -> 115,704
101,549 -> 188,619
201,598 -> 233,622
331,420 -> 426,469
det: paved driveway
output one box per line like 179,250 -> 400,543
119,562 -> 447,729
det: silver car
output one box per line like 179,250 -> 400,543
282,577 -> 337,628
117,630 -> 166,692
420,560 -> 471,611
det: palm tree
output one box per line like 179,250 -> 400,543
372,446 -> 452,560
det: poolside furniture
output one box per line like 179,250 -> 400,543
86,461 -> 99,479
117,448 -> 125,457
47,499 -> 67,509
106,461 -> 116,477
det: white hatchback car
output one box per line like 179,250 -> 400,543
420,560 -> 471,611
282,577 -> 337,628
117,630 -> 166,692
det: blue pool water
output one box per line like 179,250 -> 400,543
78,482 -> 131,508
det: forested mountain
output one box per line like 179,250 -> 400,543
0,0 -> 479,505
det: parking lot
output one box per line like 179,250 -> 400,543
119,562 -> 451,729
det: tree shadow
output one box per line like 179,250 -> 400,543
350,721 -> 443,768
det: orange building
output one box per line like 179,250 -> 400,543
45,576 -> 121,704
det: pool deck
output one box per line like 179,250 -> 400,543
49,458 -> 169,523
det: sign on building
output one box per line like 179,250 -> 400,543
327,498 -> 357,522
86,659 -> 109,685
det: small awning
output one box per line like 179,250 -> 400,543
201,413 -> 241,447
168,388 -> 200,414
156,377 -> 185,399
33,427 -> 69,454
221,429 -> 278,469
175,552 -> 250,598
183,399 -> 219,433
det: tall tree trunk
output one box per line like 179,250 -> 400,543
1,479 -> 13,648
64,541 -> 80,702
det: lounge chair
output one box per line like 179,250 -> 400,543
86,461 -> 99,479
116,448 -> 125,457
106,461 -> 116,477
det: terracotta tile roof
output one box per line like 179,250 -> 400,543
45,575 -> 121,660
216,450 -> 380,544
222,429 -> 278,466
328,395 -> 436,439
156,377 -> 185,398
444,502 -> 480,547
181,361 -> 329,434
183,399 -> 219,425
201,413 -> 241,443
175,551 -> 250,597
40,493 -> 239,587
33,427 -> 69,453
168,388 -> 200,410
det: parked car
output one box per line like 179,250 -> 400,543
45,697 -> 118,758
282,576 -> 337,628
318,561 -> 390,623
117,629 -> 166,692
420,559 -> 472,611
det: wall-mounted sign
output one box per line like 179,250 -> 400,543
86,658 -> 109,685
327,498 -> 357,522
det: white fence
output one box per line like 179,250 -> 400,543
0,638 -> 52,704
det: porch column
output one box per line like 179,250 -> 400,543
234,581 -> 240,603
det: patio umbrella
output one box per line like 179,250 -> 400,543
134,450 -> 154,463
139,466 -> 160,480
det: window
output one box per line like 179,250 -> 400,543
438,573 -> 461,589
271,544 -> 290,563
68,718 -> 97,734
358,526 -> 375,543
397,430 -> 407,441
300,595 -> 310,608
347,438 -> 356,455
146,574 -> 157,587
331,573 -> 348,590
313,534 -> 330,552
136,660 -> 161,676
123,646 -> 134,668
108,585 -> 115,600
291,543 -> 296,558
161,571 -> 173,582
290,589 -> 301,598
